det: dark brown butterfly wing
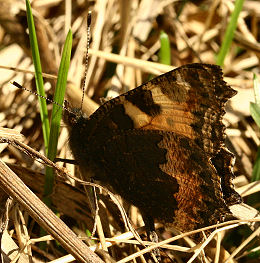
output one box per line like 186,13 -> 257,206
88,129 -> 231,235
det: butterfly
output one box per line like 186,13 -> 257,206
63,63 -> 242,240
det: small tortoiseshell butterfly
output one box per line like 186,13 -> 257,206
63,63 -> 242,240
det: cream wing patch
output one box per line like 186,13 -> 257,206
123,100 -> 152,128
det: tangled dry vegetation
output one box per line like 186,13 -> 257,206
0,0 -> 260,262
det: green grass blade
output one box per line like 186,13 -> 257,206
253,73 -> 260,105
26,0 -> 49,151
250,74 -> 260,182
216,0 -> 245,66
252,147 -> 260,182
47,30 -> 72,160
146,31 -> 171,82
44,30 -> 72,207
249,73 -> 260,205
250,74 -> 260,128
159,31 -> 171,65
250,103 -> 260,129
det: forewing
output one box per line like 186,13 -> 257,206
87,64 -> 236,157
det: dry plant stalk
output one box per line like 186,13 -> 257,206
0,155 -> 103,263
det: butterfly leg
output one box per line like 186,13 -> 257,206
54,158 -> 78,165
142,214 -> 161,262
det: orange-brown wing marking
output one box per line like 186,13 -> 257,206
123,64 -> 236,156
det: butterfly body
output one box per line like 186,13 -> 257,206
64,63 -> 242,238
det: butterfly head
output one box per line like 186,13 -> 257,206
63,100 -> 87,128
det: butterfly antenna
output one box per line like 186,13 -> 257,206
80,11 -> 92,111
11,81 -> 74,114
